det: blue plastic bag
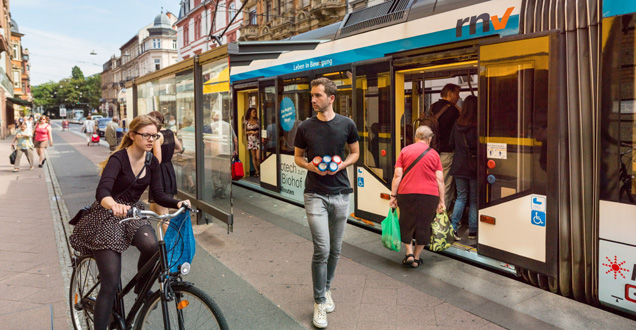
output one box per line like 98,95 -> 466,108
164,210 -> 196,273
381,208 -> 401,251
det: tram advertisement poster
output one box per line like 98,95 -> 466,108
598,240 -> 636,313
280,97 -> 296,132
280,154 -> 306,201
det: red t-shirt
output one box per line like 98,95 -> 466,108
395,142 -> 443,196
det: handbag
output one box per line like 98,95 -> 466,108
231,155 -> 244,181
69,151 -> 152,225
164,209 -> 196,273
9,146 -> 17,165
381,208 -> 401,251
430,208 -> 454,251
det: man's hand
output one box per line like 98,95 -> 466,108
307,163 -> 326,176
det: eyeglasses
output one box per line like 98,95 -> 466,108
133,131 -> 160,140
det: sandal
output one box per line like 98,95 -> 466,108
411,258 -> 423,268
402,254 -> 414,266
12,168 -> 18,172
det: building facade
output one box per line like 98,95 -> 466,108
10,18 -> 32,122
238,0 -> 349,41
0,0 -> 13,139
101,11 -> 179,120
176,0 -> 243,61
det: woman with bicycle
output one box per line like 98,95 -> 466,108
70,114 -> 190,330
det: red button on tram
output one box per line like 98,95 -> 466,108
487,160 -> 496,169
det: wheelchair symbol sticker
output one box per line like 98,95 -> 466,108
531,211 -> 546,227
357,177 -> 364,187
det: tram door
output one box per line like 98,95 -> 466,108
235,88 -> 260,182
477,34 -> 558,276
259,80 -> 280,191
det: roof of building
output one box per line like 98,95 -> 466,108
10,18 -> 20,34
154,12 -> 172,28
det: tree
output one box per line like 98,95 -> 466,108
71,66 -> 85,80
32,67 -> 102,113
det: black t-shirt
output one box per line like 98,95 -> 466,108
96,149 -> 180,208
294,114 -> 359,195
431,99 -> 460,153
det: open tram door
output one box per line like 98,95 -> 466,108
476,33 -> 561,277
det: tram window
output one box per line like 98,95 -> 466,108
600,14 -> 636,204
158,75 -> 176,118
480,61 -> 548,204
356,70 -> 392,183
317,71 -> 353,118
280,77 -> 311,155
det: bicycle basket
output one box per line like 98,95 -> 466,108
164,210 -> 196,273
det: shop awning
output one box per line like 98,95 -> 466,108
7,97 -> 32,107
203,67 -> 229,94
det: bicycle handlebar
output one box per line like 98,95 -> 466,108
111,204 -> 193,224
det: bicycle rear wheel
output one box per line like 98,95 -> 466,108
134,283 -> 228,330
69,256 -> 100,330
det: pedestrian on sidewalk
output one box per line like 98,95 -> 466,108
294,77 -> 360,329
69,114 -> 190,330
389,125 -> 445,268
10,122 -> 34,171
105,116 -> 120,152
33,115 -> 53,167
147,111 -> 183,228
82,115 -> 95,145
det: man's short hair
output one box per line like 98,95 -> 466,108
415,125 -> 434,140
310,77 -> 337,97
112,116 -> 120,123
441,83 -> 460,98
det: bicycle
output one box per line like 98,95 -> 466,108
69,206 -> 229,329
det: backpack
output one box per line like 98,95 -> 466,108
419,103 -> 451,151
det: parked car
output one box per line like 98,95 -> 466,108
92,115 -> 104,121
77,117 -> 86,125
97,118 -> 113,137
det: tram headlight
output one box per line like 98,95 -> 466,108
180,262 -> 191,276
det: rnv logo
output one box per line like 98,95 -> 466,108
456,7 -> 514,38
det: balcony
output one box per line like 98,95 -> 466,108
310,0 -> 345,18
238,24 -> 259,41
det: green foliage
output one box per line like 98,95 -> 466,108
32,66 -> 102,111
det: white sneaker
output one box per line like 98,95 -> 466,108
313,303 -> 328,328
325,290 -> 335,313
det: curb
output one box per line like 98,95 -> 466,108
43,148 -> 74,330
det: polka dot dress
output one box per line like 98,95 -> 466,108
70,199 -> 150,255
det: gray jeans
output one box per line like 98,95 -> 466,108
304,192 -> 350,304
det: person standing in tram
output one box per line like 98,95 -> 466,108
448,95 -> 478,240
294,77 -> 360,329
431,83 -> 461,212
244,107 -> 261,177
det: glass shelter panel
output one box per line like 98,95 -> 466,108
174,70 -> 196,196
201,60 -> 232,212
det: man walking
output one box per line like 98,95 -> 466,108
431,83 -> 461,214
294,77 -> 359,328
105,116 -> 120,151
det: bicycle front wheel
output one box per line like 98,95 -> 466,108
134,283 -> 228,330
69,256 -> 100,330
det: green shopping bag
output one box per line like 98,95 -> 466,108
430,209 -> 454,251
381,208 -> 401,251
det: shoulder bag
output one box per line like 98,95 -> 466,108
402,147 -> 432,179
69,152 -> 152,225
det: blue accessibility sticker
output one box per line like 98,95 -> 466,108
531,210 -> 546,227
357,177 -> 364,187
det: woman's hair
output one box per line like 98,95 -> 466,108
39,115 -> 50,123
456,95 -> 477,127
246,108 -> 257,121
148,111 -> 164,129
98,115 -> 160,171
415,125 -> 434,141
19,123 -> 27,130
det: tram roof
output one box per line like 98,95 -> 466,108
228,40 -> 326,67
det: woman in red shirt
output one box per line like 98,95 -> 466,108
34,115 -> 53,167
389,125 -> 445,268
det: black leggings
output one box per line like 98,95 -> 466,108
93,225 -> 158,330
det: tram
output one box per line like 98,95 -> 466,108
228,0 -> 636,317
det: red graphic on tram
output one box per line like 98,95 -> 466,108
603,256 -> 630,280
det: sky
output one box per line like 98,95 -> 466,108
12,0 -> 179,86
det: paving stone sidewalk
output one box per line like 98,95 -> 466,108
0,137 -> 68,329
